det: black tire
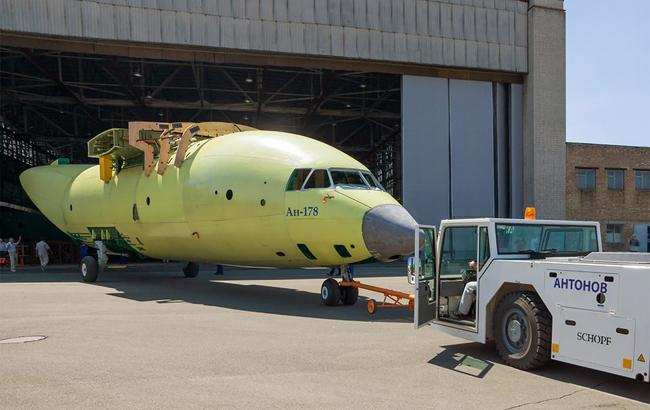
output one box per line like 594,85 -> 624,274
320,278 -> 341,306
494,292 -> 552,370
80,256 -> 98,283
183,262 -> 200,278
340,286 -> 359,305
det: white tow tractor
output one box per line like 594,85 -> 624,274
411,217 -> 649,383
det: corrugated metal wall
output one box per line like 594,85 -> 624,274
0,0 -> 528,72
401,74 -> 523,226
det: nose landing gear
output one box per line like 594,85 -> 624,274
320,265 -> 359,306
320,264 -> 415,314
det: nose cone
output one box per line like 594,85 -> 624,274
362,204 -> 419,262
20,164 -> 90,231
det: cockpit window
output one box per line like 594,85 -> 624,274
303,169 -> 331,189
361,171 -> 383,190
329,169 -> 385,190
286,169 -> 311,191
330,170 -> 367,188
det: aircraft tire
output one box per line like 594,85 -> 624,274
80,256 -> 98,283
494,292 -> 552,370
183,262 -> 200,278
321,278 -> 341,306
340,286 -> 359,305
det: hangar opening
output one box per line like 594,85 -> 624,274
0,47 -> 401,243
1,46 -> 523,249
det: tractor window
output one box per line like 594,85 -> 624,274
495,224 -> 598,255
303,169 -> 331,189
286,168 -> 311,191
478,226 -> 490,271
440,226 -> 478,278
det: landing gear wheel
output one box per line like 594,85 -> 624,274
494,292 -> 552,370
80,256 -> 98,283
321,278 -> 341,306
183,262 -> 200,278
340,286 -> 359,306
367,299 -> 377,314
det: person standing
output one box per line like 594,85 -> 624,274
629,234 -> 641,252
0,238 -> 7,270
35,239 -> 52,271
6,236 -> 21,272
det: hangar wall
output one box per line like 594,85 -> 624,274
0,0 -> 567,222
402,75 -> 523,226
0,0 -> 528,73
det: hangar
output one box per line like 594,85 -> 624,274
0,0 -> 566,243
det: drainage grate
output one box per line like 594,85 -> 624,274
0,335 -> 47,344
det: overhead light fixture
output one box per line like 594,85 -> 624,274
345,104 -> 351,108
245,77 -> 254,83
158,112 -> 164,117
145,94 -> 153,99
243,115 -> 249,120
132,71 -> 142,78
360,83 -> 367,88
244,98 -> 251,103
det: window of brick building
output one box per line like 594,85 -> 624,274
635,170 -> 650,191
606,224 -> 624,244
607,169 -> 624,190
577,168 -> 596,191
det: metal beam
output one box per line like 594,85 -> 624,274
219,67 -> 254,103
8,93 -> 400,119
150,66 -> 183,98
102,57 -> 146,109
20,49 -> 104,126
254,67 -> 264,126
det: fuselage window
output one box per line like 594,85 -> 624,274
303,169 -> 332,189
286,168 -> 311,191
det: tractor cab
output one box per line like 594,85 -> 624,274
412,218 -> 602,332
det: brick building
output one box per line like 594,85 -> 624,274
566,143 -> 650,251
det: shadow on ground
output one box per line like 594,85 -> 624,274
0,263 -> 412,323
429,342 -> 650,405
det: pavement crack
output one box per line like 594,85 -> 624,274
503,383 -> 605,409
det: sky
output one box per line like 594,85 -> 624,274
565,0 -> 650,146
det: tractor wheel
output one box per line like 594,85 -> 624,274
320,278 -> 341,306
80,256 -> 98,283
494,292 -> 552,370
340,286 -> 359,306
183,262 -> 200,278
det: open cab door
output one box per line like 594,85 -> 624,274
413,225 -> 437,328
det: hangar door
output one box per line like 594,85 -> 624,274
401,75 -> 523,226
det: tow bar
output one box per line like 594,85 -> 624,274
339,280 -> 414,315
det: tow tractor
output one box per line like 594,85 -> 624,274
411,213 -> 649,383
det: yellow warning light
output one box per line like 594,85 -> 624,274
552,343 -> 559,353
623,358 -> 632,369
524,207 -> 537,220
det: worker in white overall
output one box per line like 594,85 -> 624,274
35,239 -> 52,271
456,260 -> 477,319
6,236 -> 21,272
